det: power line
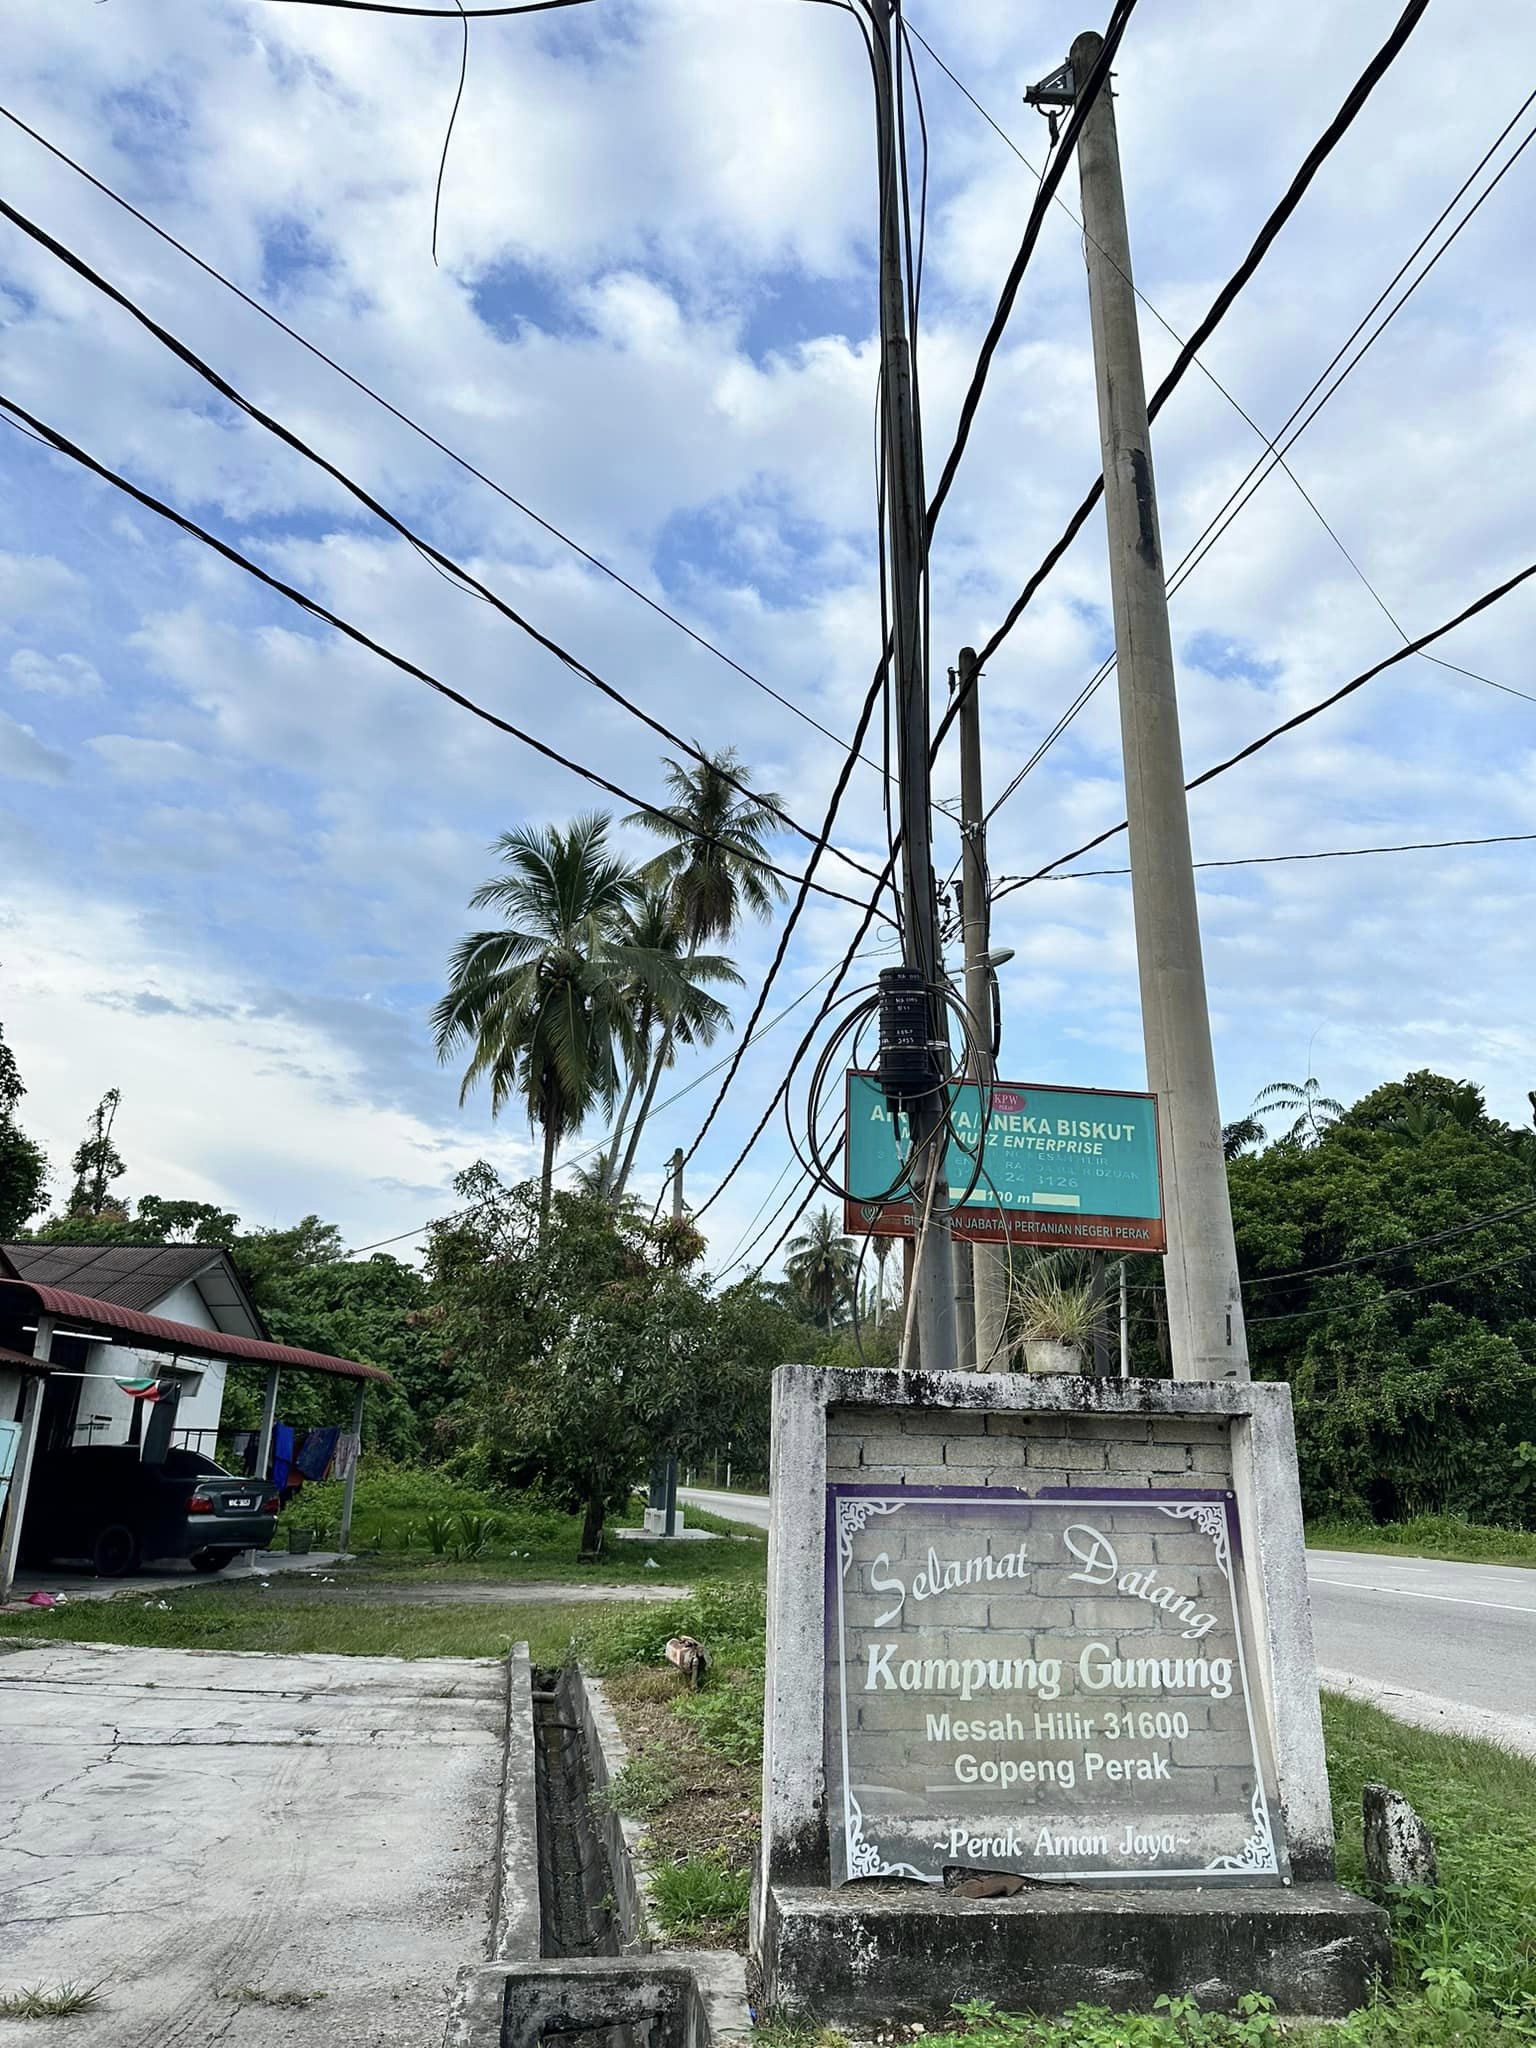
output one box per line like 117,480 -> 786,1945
969,0 -> 1432,682
978,77 -> 1536,827
341,943 -> 893,1255
1244,1197 -> 1536,1293
990,555 -> 1536,900
675,0 -> 1135,1185
917,0 -> 1137,544
993,829 -> 1536,888
245,0 -> 597,15
0,197 -> 898,907
0,103 -> 891,785
1246,1244 -> 1536,1326
0,393 -> 888,925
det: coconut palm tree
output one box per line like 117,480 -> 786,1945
1253,1077 -> 1343,1149
1221,1114 -> 1267,1161
612,750 -> 787,1197
869,1235 -> 895,1327
600,886 -> 741,1196
786,1206 -> 858,1330
432,814 -> 638,1231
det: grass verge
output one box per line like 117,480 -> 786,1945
1308,1514 -> 1536,1569
282,1466 -> 765,1581
0,1576 -> 766,1672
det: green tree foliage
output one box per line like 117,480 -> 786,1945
1230,1070 -> 1536,1524
425,1165 -> 773,1554
66,1087 -> 126,1218
0,1022 -> 48,1236
30,1195 -> 239,1245
229,1217 -> 428,1455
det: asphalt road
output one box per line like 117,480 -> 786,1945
680,1490 -> 1536,1750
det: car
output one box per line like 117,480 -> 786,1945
20,1445 -> 280,1576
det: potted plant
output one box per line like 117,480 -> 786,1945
1016,1265 -> 1106,1375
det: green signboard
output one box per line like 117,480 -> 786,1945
843,1072 -> 1165,1253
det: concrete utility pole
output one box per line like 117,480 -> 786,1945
1069,30 -> 1249,1382
954,647 -> 1009,1369
871,0 -> 957,1376
665,1146 -> 684,1533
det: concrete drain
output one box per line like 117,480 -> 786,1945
446,1648 -> 748,2047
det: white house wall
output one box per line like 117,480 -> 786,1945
69,1277 -> 231,1451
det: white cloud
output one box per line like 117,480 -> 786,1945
0,0 -> 1533,1271
0,709 -> 69,784
0,885 -> 534,1246
9,649 -> 103,697
86,734 -> 198,782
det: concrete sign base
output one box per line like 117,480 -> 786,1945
754,1368 -> 1389,2024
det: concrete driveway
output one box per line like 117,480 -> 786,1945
0,1641 -> 506,2046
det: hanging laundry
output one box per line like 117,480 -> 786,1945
272,1422 -> 295,1491
295,1427 -> 339,1482
332,1432 -> 360,1483
115,1377 -> 162,1401
227,1430 -> 258,1475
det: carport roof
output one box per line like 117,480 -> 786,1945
0,1278 -> 392,1384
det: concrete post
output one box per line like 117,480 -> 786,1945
0,1315 -> 53,1601
337,1379 -> 367,1553
250,1363 -> 281,1570
1071,29 -> 1249,1382
954,646 -> 1010,1368
253,1363 -> 280,1482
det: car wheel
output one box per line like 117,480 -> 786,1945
189,1548 -> 237,1574
92,1524 -> 142,1577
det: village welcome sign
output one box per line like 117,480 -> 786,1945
844,1073 -> 1165,1253
827,1486 -> 1285,1886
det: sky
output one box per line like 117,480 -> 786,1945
1,0 -> 1534,1276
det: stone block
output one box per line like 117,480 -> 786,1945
1363,1783 -> 1438,1887
1107,1444 -> 1197,1473
761,1884 -> 1390,2025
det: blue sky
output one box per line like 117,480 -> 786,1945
2,0 -> 1534,1270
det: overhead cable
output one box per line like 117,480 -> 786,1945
918,0 -> 1137,541
990,556 -> 1536,901
677,0 -> 1134,1178
0,104 -> 892,785
970,0 -> 1432,678
992,829 -> 1536,888
1246,1244 -> 1536,1326
245,0 -> 596,16
0,394 -> 888,924
1243,1197 -> 1536,1292
0,198 -> 897,906
910,38 -> 1535,835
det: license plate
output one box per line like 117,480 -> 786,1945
225,1496 -> 256,1511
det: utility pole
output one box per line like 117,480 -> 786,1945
1062,30 -> 1249,1382
871,0 -> 958,1376
663,1147 -> 684,1533
954,647 -> 1009,1369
